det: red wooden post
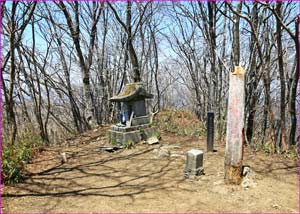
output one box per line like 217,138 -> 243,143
224,66 -> 246,184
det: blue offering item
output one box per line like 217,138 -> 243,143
121,113 -> 126,124
121,112 -> 129,124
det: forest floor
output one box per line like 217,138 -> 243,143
3,125 -> 299,213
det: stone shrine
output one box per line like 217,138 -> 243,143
108,82 -> 158,146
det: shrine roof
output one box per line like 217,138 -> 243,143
110,82 -> 153,102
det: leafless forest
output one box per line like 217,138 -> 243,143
2,1 -> 299,157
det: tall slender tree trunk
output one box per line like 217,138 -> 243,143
207,2 -> 217,112
288,16 -> 300,146
31,16 -> 49,143
126,2 -> 141,82
246,3 -> 258,144
276,2 -> 287,151
7,2 -> 18,145
233,2 -> 242,66
57,2 -> 102,127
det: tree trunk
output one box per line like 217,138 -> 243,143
275,2 -> 287,151
57,2 -> 101,127
245,3 -> 259,144
126,2 -> 141,82
7,2 -> 18,145
207,2 -> 217,112
233,2 -> 242,66
288,17 -> 300,146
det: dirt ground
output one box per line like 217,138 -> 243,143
3,126 -> 299,213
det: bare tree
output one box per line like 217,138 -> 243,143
56,2 -> 103,127
108,2 -> 150,82
2,2 -> 37,145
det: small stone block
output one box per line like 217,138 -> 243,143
146,136 -> 159,145
141,127 -> 156,140
185,149 -> 204,177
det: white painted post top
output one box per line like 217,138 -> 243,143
188,149 -> 203,155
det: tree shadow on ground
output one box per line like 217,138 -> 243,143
3,145 -> 188,200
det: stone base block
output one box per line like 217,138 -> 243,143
141,127 -> 157,139
108,126 -> 158,145
108,130 -> 141,145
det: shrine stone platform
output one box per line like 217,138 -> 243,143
108,124 -> 156,145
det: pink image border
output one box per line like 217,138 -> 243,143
0,0 -> 299,213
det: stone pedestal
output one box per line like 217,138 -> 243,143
185,149 -> 204,177
108,124 -> 156,145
